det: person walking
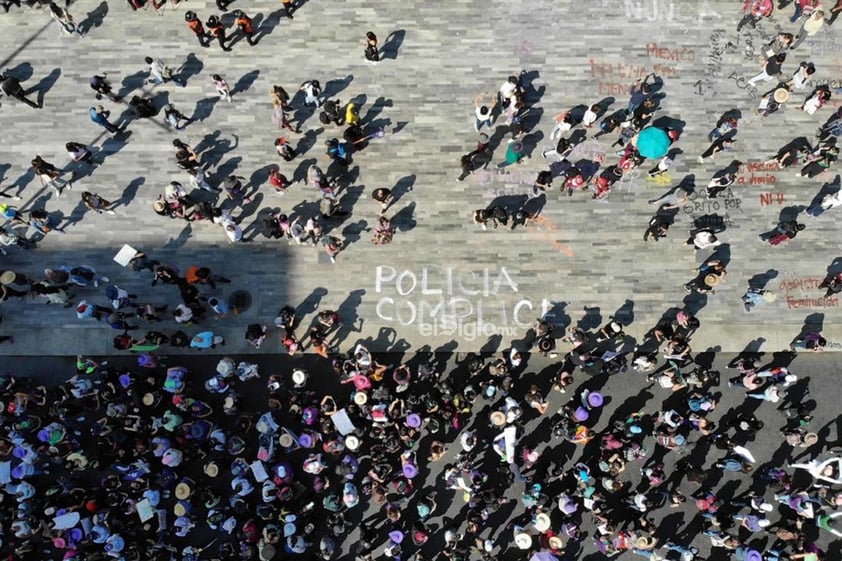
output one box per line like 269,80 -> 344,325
761,220 -> 806,245
280,0 -> 296,19
206,15 -> 232,52
364,31 -> 379,63
497,139 -> 525,168
0,73 -> 40,109
372,187 -> 394,213
698,133 -> 736,163
163,104 -> 194,130
791,10 -> 825,50
736,0 -> 773,32
89,105 -> 121,134
234,10 -> 258,46
185,12 -> 210,47
211,74 -> 232,102
81,192 -> 116,215
747,53 -> 786,87
48,2 -> 82,36
299,80 -> 322,107
89,73 -> 120,102
473,92 -> 496,132
221,175 -> 251,204
32,155 -> 72,197
65,141 -> 98,167
144,57 -> 184,87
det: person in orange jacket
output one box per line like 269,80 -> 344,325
184,11 -> 210,48
233,10 -> 258,46
206,14 -> 231,52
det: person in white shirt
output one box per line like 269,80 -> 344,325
582,104 -> 600,128
173,304 -> 194,325
473,92 -> 496,132
790,61 -> 816,90
145,56 -> 184,86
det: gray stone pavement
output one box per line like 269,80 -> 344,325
1,0 -> 842,357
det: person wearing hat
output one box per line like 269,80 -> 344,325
513,525 -> 533,550
684,259 -> 726,295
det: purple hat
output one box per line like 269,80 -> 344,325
389,531 -> 404,544
11,465 -> 25,479
402,462 -> 418,478
574,407 -> 589,422
745,550 -> 762,561
119,373 -> 133,388
37,429 -> 50,443
587,392 -> 604,408
406,413 -> 422,428
298,434 -> 313,448
12,446 -> 27,459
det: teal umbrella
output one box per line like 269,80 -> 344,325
635,126 -> 670,159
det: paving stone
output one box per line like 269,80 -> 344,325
0,1 -> 841,357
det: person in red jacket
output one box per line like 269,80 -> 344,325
737,0 -> 773,31
185,11 -> 209,47
789,0 -> 822,23
233,10 -> 258,46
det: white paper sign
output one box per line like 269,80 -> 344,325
113,244 -> 138,267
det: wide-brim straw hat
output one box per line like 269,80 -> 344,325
175,482 -> 192,500
534,512 -> 551,532
774,88 -> 789,103
490,411 -> 506,426
635,535 -> 657,549
345,435 -> 360,451
354,392 -> 368,405
548,536 -> 564,549
514,532 -> 532,550
204,462 -> 219,477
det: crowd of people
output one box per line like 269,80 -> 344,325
2,2 -> 842,561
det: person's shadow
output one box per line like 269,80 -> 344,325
806,174 -> 841,217
56,199 -> 88,231
175,53 -> 204,87
230,70 -> 260,97
381,30 -> 405,60
78,1 -> 108,33
30,67 -> 61,107
192,97 -> 220,122
323,75 -> 354,100
5,62 -> 33,82
391,202 -> 416,233
112,177 -> 144,209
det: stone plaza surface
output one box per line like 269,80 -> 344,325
0,0 -> 842,356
